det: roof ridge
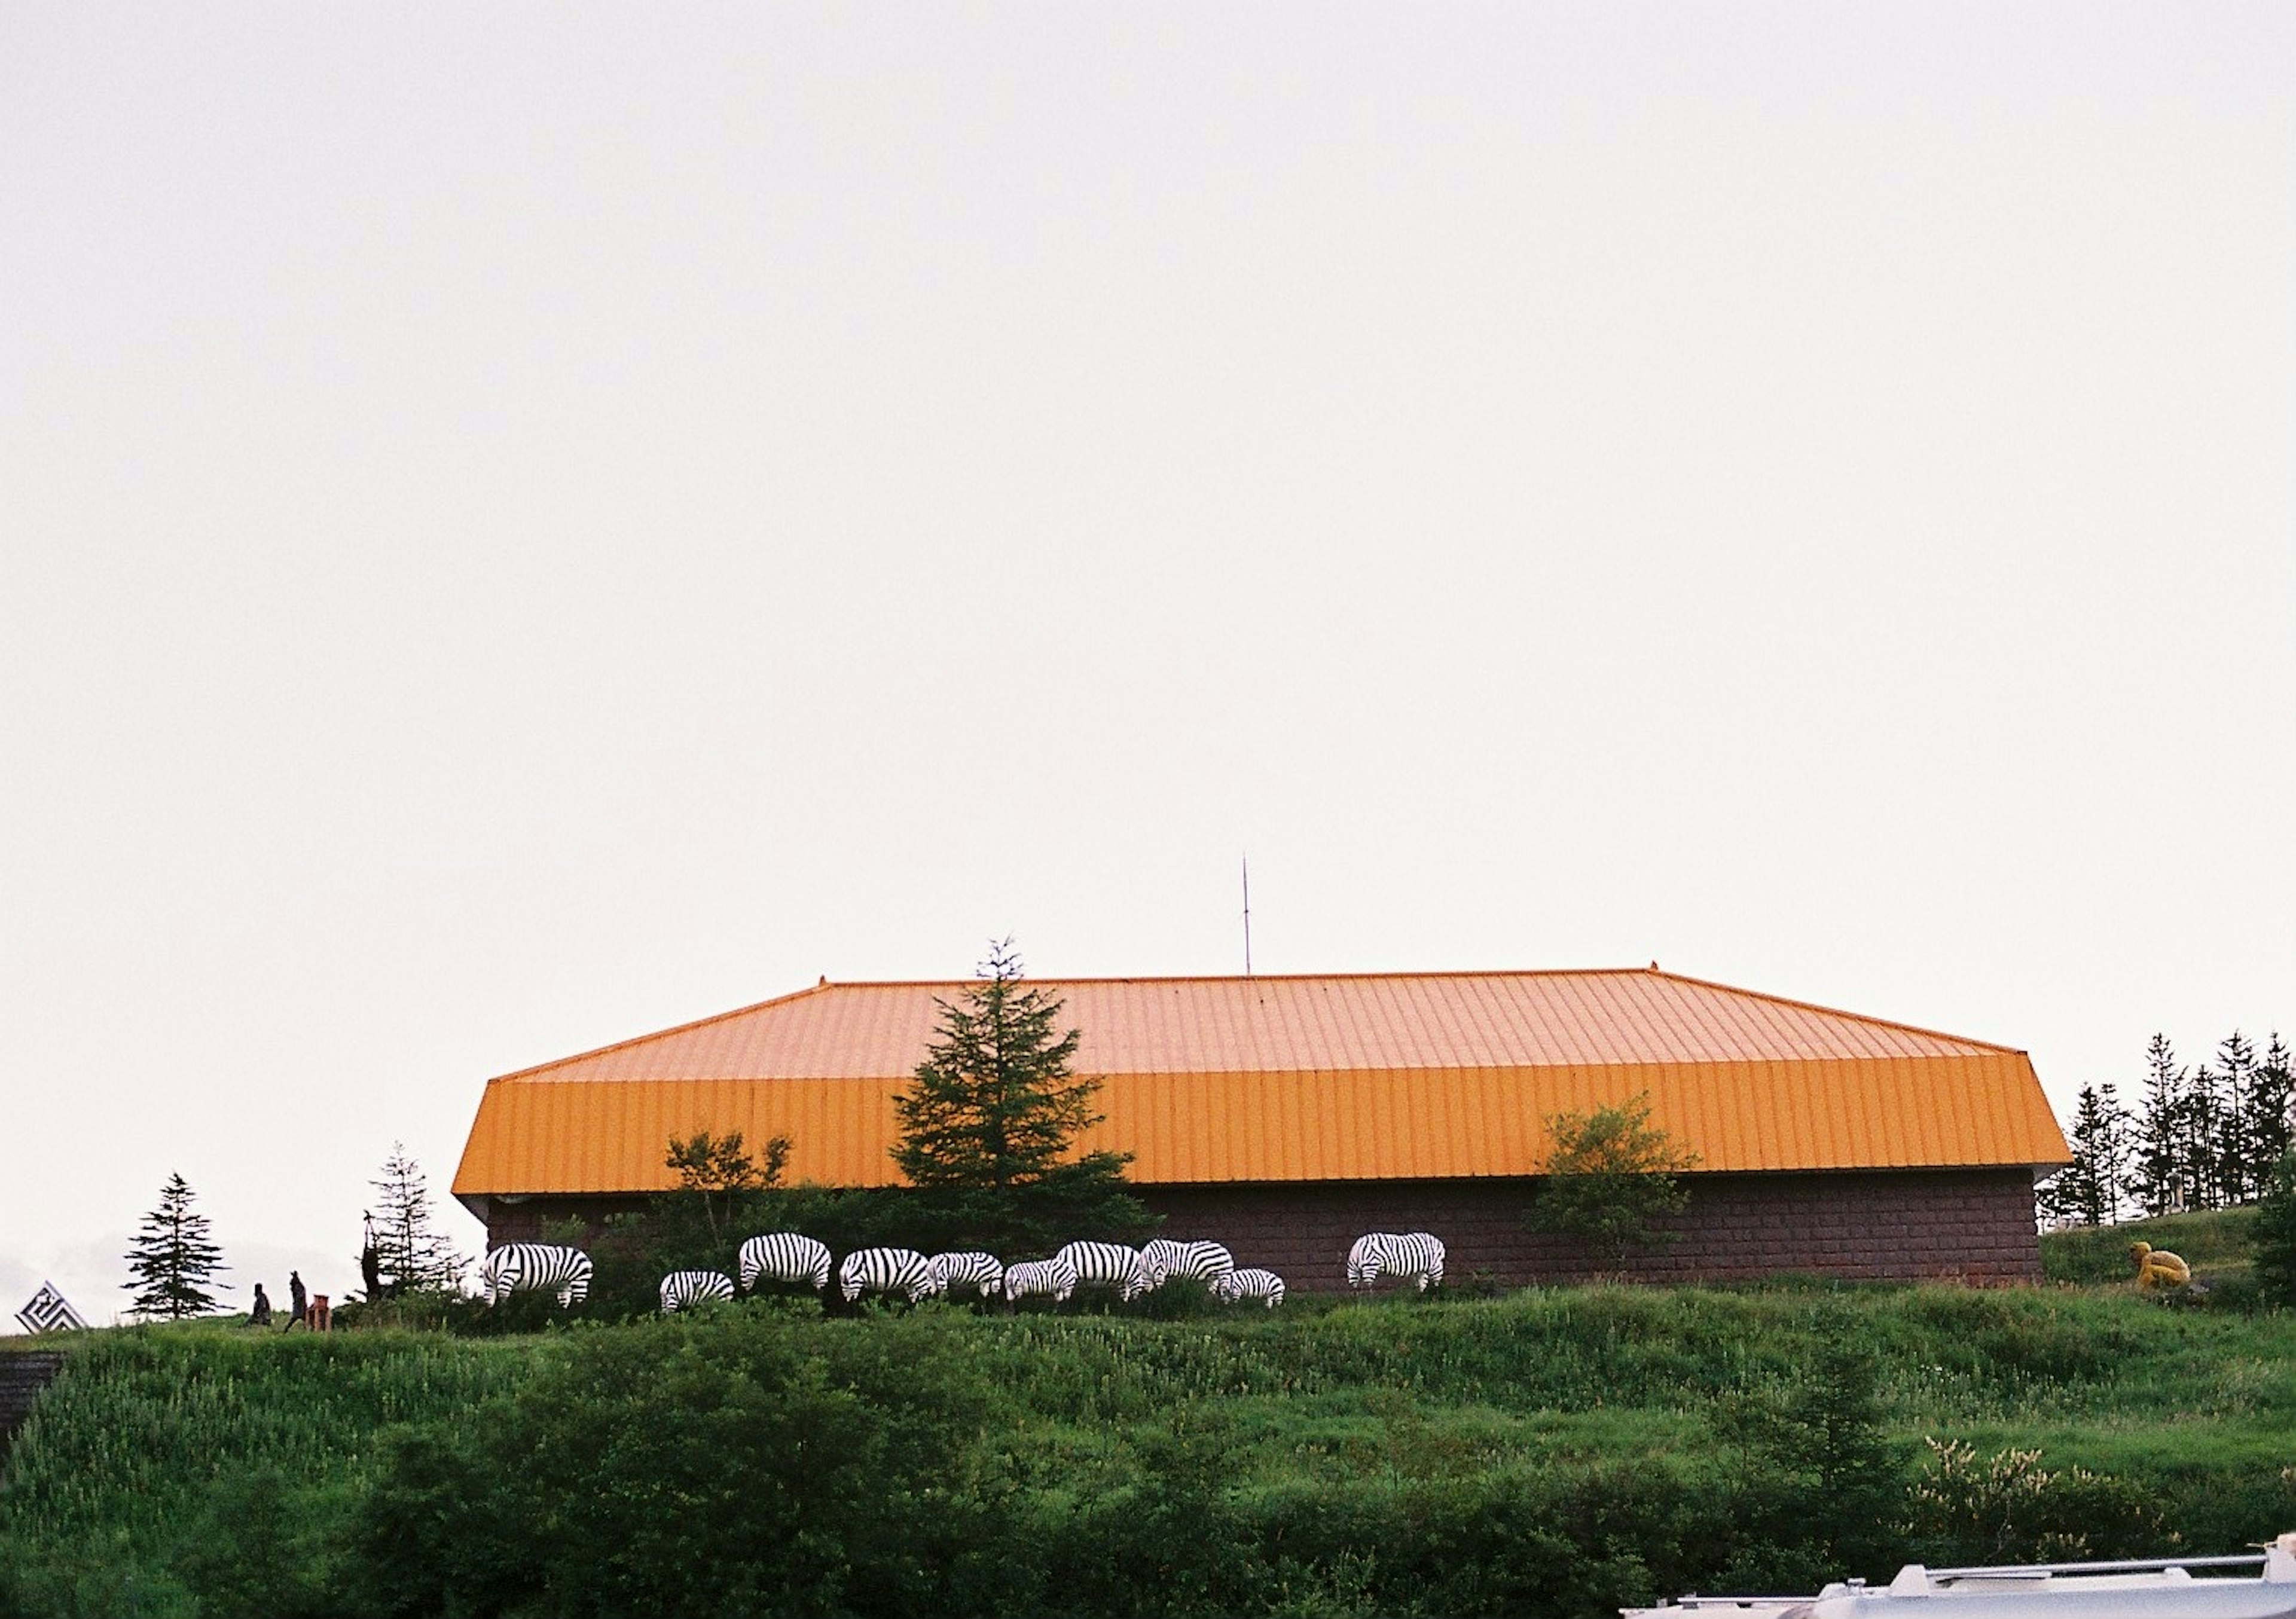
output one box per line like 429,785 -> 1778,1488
1648,968 -> 2026,1056
783,966 -> 1659,990
483,978 -> 839,1086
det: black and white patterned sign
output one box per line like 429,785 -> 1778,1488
15,1282 -> 87,1334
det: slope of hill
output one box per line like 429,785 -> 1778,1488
5,1281 -> 2294,1619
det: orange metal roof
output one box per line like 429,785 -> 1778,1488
452,968 -> 2069,1199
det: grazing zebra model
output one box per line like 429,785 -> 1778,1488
1055,1241 -> 1152,1303
838,1246 -> 944,1304
1219,1267 -> 1286,1308
658,1270 -> 736,1313
738,1232 -> 833,1293
1002,1256 -> 1079,1305
930,1251 -> 1005,1300
1346,1232 -> 1446,1293
1142,1238 -> 1235,1290
480,1244 -> 593,1308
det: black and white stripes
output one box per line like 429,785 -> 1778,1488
1345,1232 -> 1445,1292
1055,1241 -> 1153,1302
1218,1268 -> 1285,1308
739,1232 -> 833,1293
838,1247 -> 944,1304
481,1244 -> 594,1308
658,1270 -> 735,1312
1143,1239 -> 1235,1290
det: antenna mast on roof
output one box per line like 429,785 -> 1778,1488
1242,854 -> 1253,977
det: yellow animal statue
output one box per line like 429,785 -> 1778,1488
2129,1241 -> 2191,1288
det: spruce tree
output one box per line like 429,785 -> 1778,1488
2254,1151 -> 2296,1306
124,1172 -> 228,1319
2247,1035 -> 2296,1195
2130,1034 -> 2185,1216
891,939 -> 1146,1248
369,1143 -> 465,1296
2045,1086 -> 2127,1227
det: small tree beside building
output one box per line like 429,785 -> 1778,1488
1526,1093 -> 1697,1269
667,1127 -> 790,1243
125,1171 -> 228,1319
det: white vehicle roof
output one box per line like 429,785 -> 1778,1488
1626,1541 -> 2296,1619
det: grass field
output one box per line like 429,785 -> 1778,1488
4,1257 -> 2295,1619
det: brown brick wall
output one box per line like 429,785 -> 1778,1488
479,1168 -> 2041,1289
1139,1169 -> 2042,1290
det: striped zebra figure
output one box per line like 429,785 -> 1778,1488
480,1243 -> 593,1308
838,1246 -> 944,1304
658,1270 -> 735,1313
738,1232 -> 833,1293
1055,1241 -> 1152,1303
1345,1232 -> 1446,1293
1218,1267 -> 1286,1308
1002,1256 -> 1078,1306
1142,1238 -> 1235,1291
930,1251 -> 1005,1300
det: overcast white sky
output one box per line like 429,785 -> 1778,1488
4,5 -> 2289,1328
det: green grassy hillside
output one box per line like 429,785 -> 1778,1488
5,1282 -> 2295,1618
2041,1208 -> 2259,1285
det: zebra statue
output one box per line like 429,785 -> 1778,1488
1142,1238 -> 1235,1291
1002,1256 -> 1078,1306
1055,1241 -> 1152,1303
1218,1267 -> 1286,1308
930,1251 -> 1005,1300
738,1232 -> 833,1293
480,1243 -> 593,1308
838,1246 -> 944,1304
1345,1231 -> 1446,1293
658,1270 -> 735,1313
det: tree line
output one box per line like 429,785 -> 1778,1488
2042,1031 -> 2293,1227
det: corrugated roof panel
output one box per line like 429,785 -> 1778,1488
453,972 -> 2069,1198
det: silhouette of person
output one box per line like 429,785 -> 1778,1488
250,1282 -> 273,1327
289,1269 -> 307,1328
361,1212 -> 383,1303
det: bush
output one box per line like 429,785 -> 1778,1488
1903,1438 -> 2168,1565
347,1312 -> 1016,1619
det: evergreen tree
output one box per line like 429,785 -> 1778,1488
2182,1051 -> 2232,1209
891,939 -> 1147,1249
369,1143 -> 466,1296
2254,1151 -> 2296,1306
2044,1086 -> 2131,1227
2129,1034 -> 2185,1217
2248,1035 -> 2296,1194
124,1172 -> 228,1319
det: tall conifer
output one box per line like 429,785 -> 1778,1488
2130,1034 -> 2185,1216
891,939 -> 1146,1248
124,1172 -> 227,1319
369,1143 -> 466,1296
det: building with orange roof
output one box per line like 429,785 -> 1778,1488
453,967 -> 2070,1286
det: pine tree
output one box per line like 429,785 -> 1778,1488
124,1172 -> 228,1319
2255,1152 -> 2296,1305
2185,1050 -> 2234,1209
2247,1035 -> 2296,1194
2129,1034 -> 2185,1217
369,1143 -> 465,1296
2044,1086 -> 2127,1227
891,939 -> 1146,1248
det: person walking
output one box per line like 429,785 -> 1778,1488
249,1282 -> 273,1327
288,1269 -> 307,1328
